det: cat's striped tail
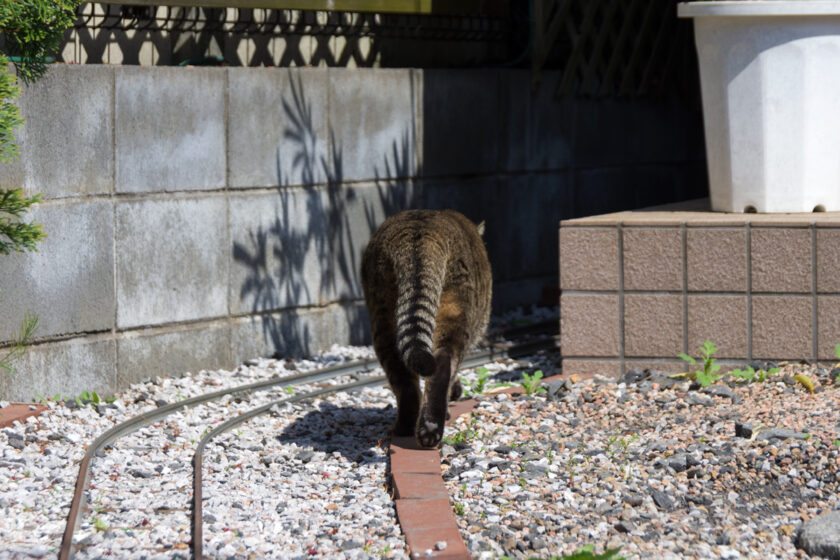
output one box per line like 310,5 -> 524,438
394,246 -> 446,378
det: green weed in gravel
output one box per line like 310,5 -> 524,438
518,370 -> 547,395
679,341 -> 722,387
461,366 -> 511,397
730,365 -> 780,383
500,544 -> 626,560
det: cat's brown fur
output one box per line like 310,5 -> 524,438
361,209 -> 492,448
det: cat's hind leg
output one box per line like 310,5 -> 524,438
415,348 -> 455,448
379,351 -> 421,437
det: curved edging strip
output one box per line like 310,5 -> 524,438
389,370 -> 587,560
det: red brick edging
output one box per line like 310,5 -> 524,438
389,374 -> 589,559
0,403 -> 47,429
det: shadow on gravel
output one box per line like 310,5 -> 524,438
277,401 -> 396,463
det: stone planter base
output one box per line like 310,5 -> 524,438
559,199 -> 840,378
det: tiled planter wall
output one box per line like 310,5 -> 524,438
560,201 -> 840,379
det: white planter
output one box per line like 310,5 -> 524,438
679,1 -> 840,212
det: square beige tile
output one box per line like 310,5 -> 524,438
751,228 -> 812,293
686,228 -> 747,292
817,296 -> 840,360
624,294 -> 683,357
561,359 -> 622,379
560,293 -> 620,357
817,229 -> 840,293
686,295 -> 748,359
560,227 -> 619,291
623,227 -> 682,291
752,295 -> 813,360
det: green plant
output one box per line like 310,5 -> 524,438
1,1 -> 83,378
93,517 -> 107,532
553,545 -> 626,560
453,502 -> 465,516
0,313 -> 38,375
679,341 -> 722,387
74,390 -> 101,407
462,366 -> 511,397
283,385 -> 295,395
730,365 -> 780,383
443,417 -> 479,446
0,1 -> 83,84
518,370 -> 547,395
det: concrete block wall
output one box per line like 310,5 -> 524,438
560,200 -> 840,379
0,64 -> 703,400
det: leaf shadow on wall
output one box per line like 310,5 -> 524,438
232,70 -> 419,359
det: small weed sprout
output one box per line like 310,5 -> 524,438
461,366 -> 511,397
283,385 -> 295,395
453,502 -> 465,516
730,365 -> 780,384
679,341 -> 722,387
93,517 -> 108,532
518,370 -> 547,395
556,544 -> 627,560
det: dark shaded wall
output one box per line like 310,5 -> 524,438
417,69 -> 706,311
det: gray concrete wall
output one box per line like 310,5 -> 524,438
0,65 -> 704,400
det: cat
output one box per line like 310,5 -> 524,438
361,209 -> 492,448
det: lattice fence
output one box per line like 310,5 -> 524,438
61,3 -> 513,67
532,0 -> 698,98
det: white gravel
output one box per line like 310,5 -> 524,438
0,307 -> 556,559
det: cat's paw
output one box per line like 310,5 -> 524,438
415,418 -> 443,448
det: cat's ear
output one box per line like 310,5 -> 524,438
476,221 -> 485,236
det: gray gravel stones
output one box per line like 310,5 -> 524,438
796,511 -> 840,560
443,366 -> 840,560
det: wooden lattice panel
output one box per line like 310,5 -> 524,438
533,0 -> 696,98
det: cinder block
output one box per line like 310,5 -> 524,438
687,295 -> 748,359
559,227 -> 619,291
561,359 -> 621,379
817,296 -> 840,360
421,69 -> 500,177
500,71 -> 572,172
116,197 -> 228,328
493,277 -> 556,313
687,228 -> 747,292
229,188 -> 326,314
623,227 -> 682,291
16,65 -> 114,198
229,68 -> 328,188
817,229 -> 840,293
560,293 -> 620,357
492,174 -> 573,282
0,338 -> 115,401
752,295 -> 812,360
0,200 -> 114,342
117,322 -> 232,387
230,303 -> 369,364
328,68 -> 418,182
572,98 -> 690,167
624,294 -> 683,357
751,228 -> 812,293
115,67 -> 225,192
573,168 -> 638,218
